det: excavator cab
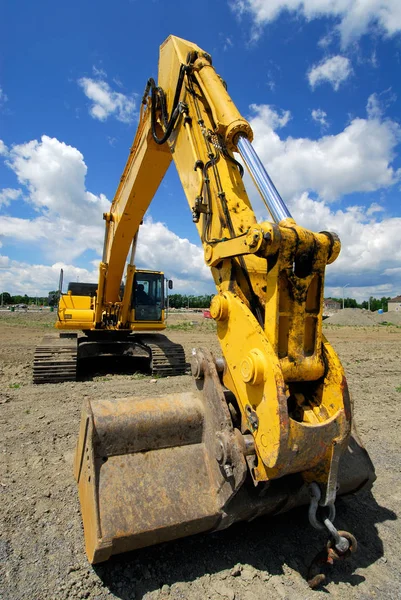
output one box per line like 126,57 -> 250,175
132,270 -> 164,322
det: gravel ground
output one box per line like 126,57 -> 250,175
325,308 -> 401,326
1,311 -> 401,600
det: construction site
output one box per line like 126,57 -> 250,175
2,19 -> 401,600
1,308 -> 401,600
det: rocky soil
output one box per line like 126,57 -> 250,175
1,310 -> 401,599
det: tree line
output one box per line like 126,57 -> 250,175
0,292 -> 49,306
331,296 -> 391,311
0,291 -> 392,311
0,291 -> 214,308
167,294 -> 214,309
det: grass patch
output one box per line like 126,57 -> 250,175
0,317 -> 55,329
9,383 -> 21,389
167,321 -> 196,331
167,320 -> 216,332
130,372 -> 150,380
396,386 -> 401,393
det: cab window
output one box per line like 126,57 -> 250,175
133,273 -> 163,321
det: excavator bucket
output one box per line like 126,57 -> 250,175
74,349 -> 375,564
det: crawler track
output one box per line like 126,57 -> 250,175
33,334 -> 78,384
145,334 -> 187,376
33,333 -> 186,383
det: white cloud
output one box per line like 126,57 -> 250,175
383,267 -> 401,276
248,99 -> 401,202
223,36 -> 234,51
0,258 -> 98,296
78,77 -> 136,123
232,0 -> 401,47
366,92 -> 385,120
308,56 -> 352,91
92,65 -> 107,79
0,140 -> 8,156
250,103 -> 291,129
136,219 -> 212,285
0,135 -> 109,261
245,99 -> 401,294
287,192 -> 401,291
0,215 -> 104,262
0,188 -> 21,207
0,136 -> 214,295
326,284 -> 396,304
311,108 -> 328,128
366,202 -> 384,216
0,247 -> 214,297
0,217 -> 214,295
6,135 -> 110,222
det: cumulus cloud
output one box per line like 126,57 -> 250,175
366,92 -> 383,119
0,135 -> 109,262
289,192 -> 401,291
244,98 -> 401,294
0,188 -> 21,207
311,108 -> 328,128
78,77 -> 136,123
0,215 -> 104,262
6,135 -> 110,222
0,258 -> 98,296
0,248 -> 214,297
248,99 -> 401,202
308,56 -> 352,91
0,136 -> 214,295
0,140 -> 8,156
232,0 -> 401,47
136,219 -> 211,285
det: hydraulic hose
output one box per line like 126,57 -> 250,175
145,64 -> 188,145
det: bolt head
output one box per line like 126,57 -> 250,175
210,294 -> 229,321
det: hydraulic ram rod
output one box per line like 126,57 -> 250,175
236,134 -> 292,223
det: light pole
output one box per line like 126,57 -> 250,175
0,266 -> 8,307
342,283 -> 349,309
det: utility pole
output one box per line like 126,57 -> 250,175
0,266 -> 8,307
342,283 -> 349,309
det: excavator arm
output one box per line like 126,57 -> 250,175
74,35 -> 375,567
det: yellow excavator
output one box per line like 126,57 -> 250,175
33,212 -> 185,381
71,36 -> 375,584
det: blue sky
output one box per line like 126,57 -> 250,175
1,0 -> 400,300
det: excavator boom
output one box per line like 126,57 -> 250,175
74,35 -> 375,568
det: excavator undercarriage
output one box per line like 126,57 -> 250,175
33,332 -> 186,384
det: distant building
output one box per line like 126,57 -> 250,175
388,295 -> 401,312
324,299 -> 341,310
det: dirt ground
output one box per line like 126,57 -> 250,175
1,310 -> 401,600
